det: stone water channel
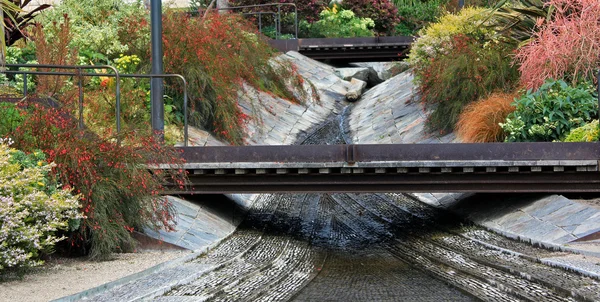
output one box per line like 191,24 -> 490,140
149,113 -> 600,301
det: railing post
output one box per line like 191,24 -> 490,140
23,70 -> 27,97
77,67 -> 84,129
151,0 -> 165,142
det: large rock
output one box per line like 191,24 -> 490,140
335,67 -> 372,83
345,78 -> 367,102
349,61 -> 410,85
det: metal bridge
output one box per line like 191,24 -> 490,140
269,36 -> 414,61
162,142 -> 600,194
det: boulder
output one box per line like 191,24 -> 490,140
349,62 -> 410,85
345,78 -> 367,102
335,67 -> 372,83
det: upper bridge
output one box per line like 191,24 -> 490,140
269,36 -> 414,61
163,142 -> 600,194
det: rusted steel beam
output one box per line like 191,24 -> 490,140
176,142 -> 600,163
165,172 -> 600,194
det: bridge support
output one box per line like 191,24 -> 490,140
150,0 -> 165,141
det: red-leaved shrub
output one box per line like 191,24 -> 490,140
455,92 -> 518,142
515,0 -> 600,89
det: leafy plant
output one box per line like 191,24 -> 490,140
2,0 -> 51,48
514,0 -> 600,90
563,120 -> 599,142
341,0 -> 400,35
0,141 -> 81,270
455,92 -> 518,142
303,5 -> 375,38
485,0 -> 552,46
418,34 -> 518,132
407,6 -> 494,79
501,79 -> 598,142
394,0 -> 447,35
39,0 -> 148,61
0,102 -> 23,136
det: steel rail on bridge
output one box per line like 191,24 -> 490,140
162,142 -> 600,194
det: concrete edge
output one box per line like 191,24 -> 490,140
52,234 -> 233,302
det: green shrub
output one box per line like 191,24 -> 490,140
419,34 -> 518,132
39,0 -> 149,61
407,6 -> 493,77
302,5 -> 375,38
0,102 -> 24,137
394,0 -> 448,35
0,141 -> 81,271
501,80 -> 598,142
564,120 -> 599,142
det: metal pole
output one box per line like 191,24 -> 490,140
77,67 -> 83,129
151,0 -> 165,141
23,72 -> 27,96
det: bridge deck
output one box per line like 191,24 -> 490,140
162,143 -> 600,194
269,36 -> 414,61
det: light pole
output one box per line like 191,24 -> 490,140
150,0 -> 164,141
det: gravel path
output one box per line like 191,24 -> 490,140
0,250 -> 189,302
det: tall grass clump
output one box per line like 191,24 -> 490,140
455,92 -> 518,142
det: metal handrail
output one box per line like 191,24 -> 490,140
1,64 -> 190,146
241,12 -> 279,37
218,3 -> 298,39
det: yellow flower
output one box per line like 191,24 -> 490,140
37,161 -> 43,167
37,182 -> 44,187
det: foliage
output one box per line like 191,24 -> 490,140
7,100 -> 185,259
0,102 -> 23,136
501,79 -> 598,142
39,0 -> 149,61
2,45 -> 37,92
485,0 -> 552,46
230,0 -> 327,23
161,11 -> 309,144
30,17 -> 77,98
418,34 -> 518,132
394,0 -> 447,36
563,120 -> 599,142
514,0 -> 600,90
2,0 -> 50,48
407,6 -> 493,78
455,92 -> 517,142
341,0 -> 400,35
302,5 -> 375,38
0,140 -> 80,270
